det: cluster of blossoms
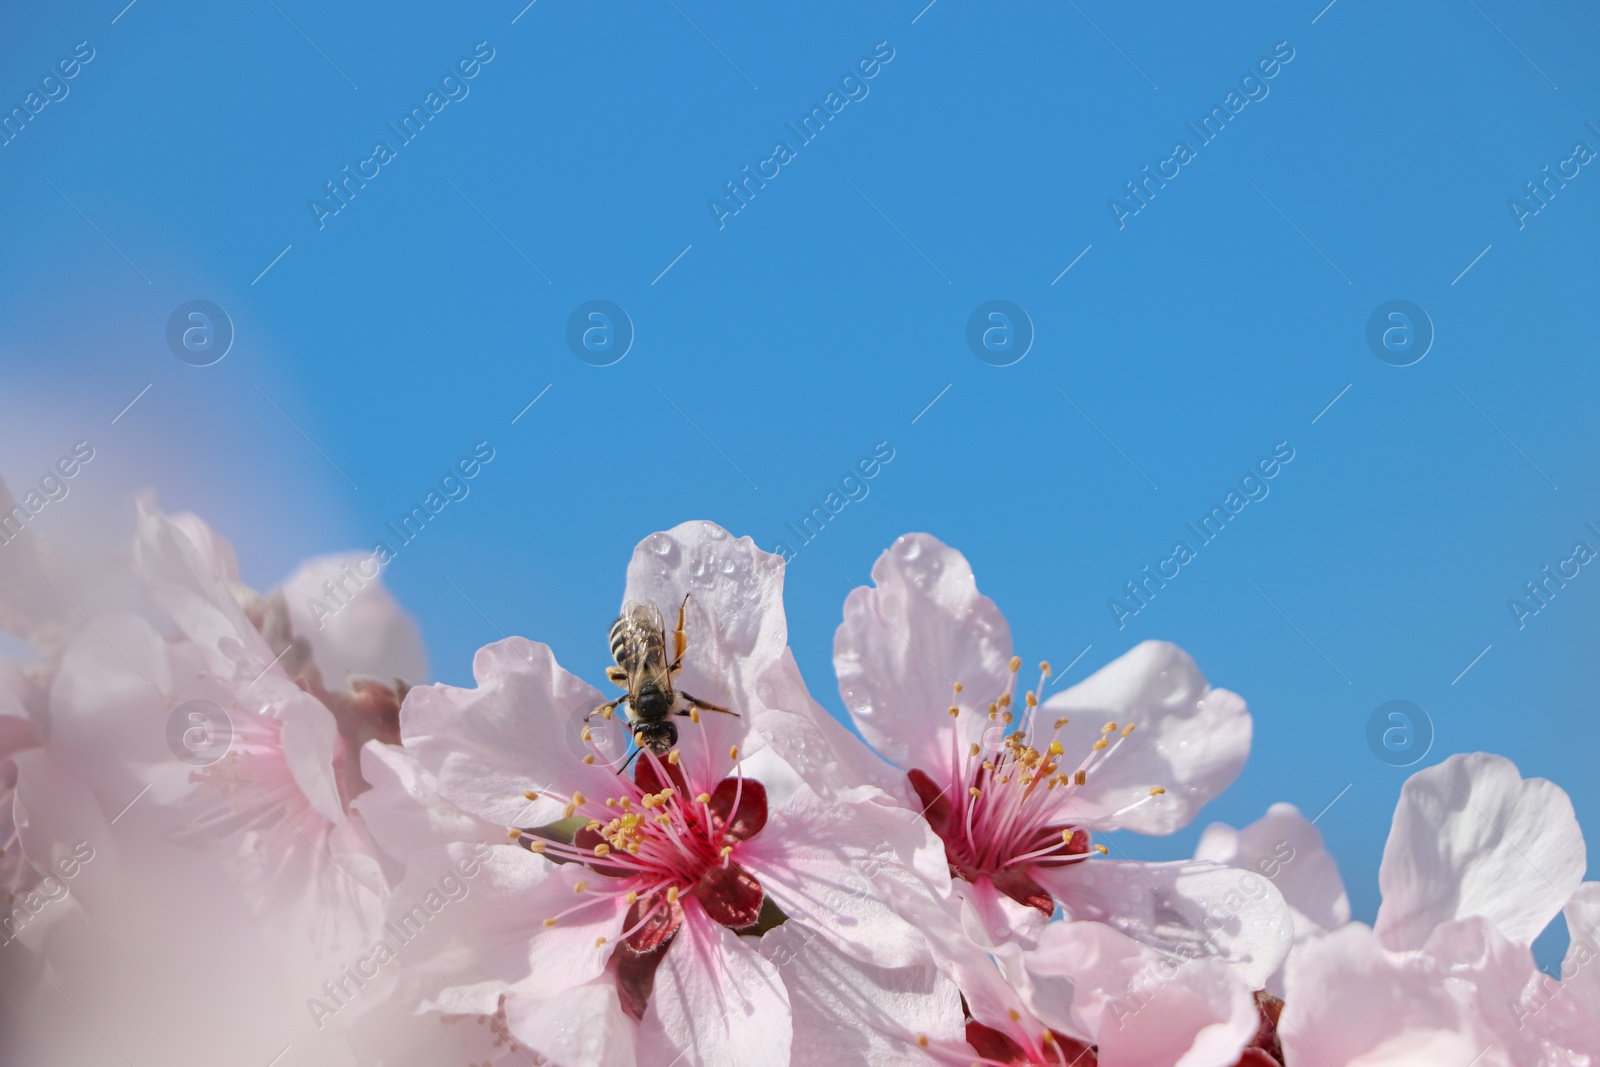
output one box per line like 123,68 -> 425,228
1,488 -> 1596,1066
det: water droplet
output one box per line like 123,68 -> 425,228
649,533 -> 673,556
897,538 -> 922,561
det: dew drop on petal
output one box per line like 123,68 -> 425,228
897,538 -> 922,561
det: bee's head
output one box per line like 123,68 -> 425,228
633,720 -> 678,756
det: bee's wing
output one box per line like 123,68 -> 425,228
612,600 -> 667,672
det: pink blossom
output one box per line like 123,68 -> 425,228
1280,753 -> 1596,1066
372,522 -> 949,1067
834,533 -> 1290,980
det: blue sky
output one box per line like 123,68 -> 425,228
3,0 -> 1598,958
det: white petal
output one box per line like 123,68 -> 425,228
282,552 -> 429,687
399,638 -> 617,827
1281,922 -> 1503,1067
739,784 -> 949,968
1043,641 -> 1250,835
134,501 -> 273,668
1030,920 -> 1257,1067
761,922 -> 962,1066
623,522 -> 785,780
1375,752 -> 1585,950
275,685 -> 345,826
506,982 -> 636,1067
1195,802 -> 1350,935
753,652 -> 906,803
391,842 -> 622,1016
353,741 -> 502,871
10,749 -> 122,927
1033,859 -> 1293,990
834,533 -> 1014,782
637,917 -> 791,1067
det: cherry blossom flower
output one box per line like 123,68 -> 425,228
834,533 -> 1290,981
372,521 -> 950,1067
45,502 -> 424,965
1280,753 -> 1595,1066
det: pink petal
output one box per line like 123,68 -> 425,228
388,843 -> 622,1017
1196,802 -> 1349,936
399,637 -> 617,827
1027,920 -> 1257,1067
759,922 -> 964,1066
623,523 -> 784,782
1281,922 -> 1491,1066
1375,752 -> 1585,951
506,981 -> 636,1067
281,551 -> 429,688
1032,859 -> 1293,991
834,534 -> 1014,783
1042,641 -> 1250,835
637,915 -> 792,1067
739,784 -> 949,969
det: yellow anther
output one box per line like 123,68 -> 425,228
668,750 -> 681,765
507,826 -> 523,839
1025,691 -> 1037,708
572,791 -> 586,806
1150,786 -> 1166,796
1007,1007 -> 1021,1021
1054,717 -> 1070,729
583,754 -> 595,764
1042,1031 -> 1056,1045
1074,770 -> 1087,786
696,792 -> 712,804
729,745 -> 740,760
690,709 -> 701,723
543,917 -> 559,928
1094,844 -> 1109,855
523,790 -> 539,801
625,890 -> 639,905
1002,712 -> 1014,725
1039,660 -> 1052,674
969,787 -> 983,798
1101,722 -> 1117,735
528,840 -> 547,853
917,1034 -> 930,1048
581,726 -> 592,742
1122,723 -> 1136,737
948,706 -> 960,717
1061,828 -> 1074,843
602,707 -> 613,719
1048,741 -> 1064,756
595,937 -> 608,948
953,682 -> 964,694
999,693 -> 1012,708
1009,656 -> 1022,672
666,886 -> 680,903
969,743 -> 980,757
574,881 -> 589,893
1092,738 -> 1109,751
720,844 -> 733,858
594,843 -> 611,856
982,760 -> 996,771
563,802 -> 579,818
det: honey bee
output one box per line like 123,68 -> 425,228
589,593 -> 734,762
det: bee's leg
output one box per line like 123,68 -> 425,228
606,666 -> 628,687
679,691 -> 738,718
668,592 -> 691,674
586,697 -> 626,722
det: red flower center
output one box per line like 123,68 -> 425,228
516,753 -> 768,1020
